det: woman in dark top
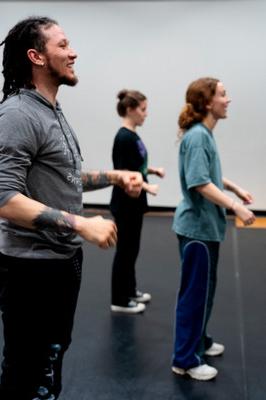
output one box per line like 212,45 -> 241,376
110,89 -> 164,314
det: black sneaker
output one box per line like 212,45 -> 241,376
111,300 -> 146,314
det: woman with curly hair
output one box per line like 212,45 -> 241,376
172,77 -> 255,380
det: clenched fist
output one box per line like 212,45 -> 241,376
76,215 -> 117,249
115,170 -> 143,198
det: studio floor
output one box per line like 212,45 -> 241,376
0,213 -> 265,399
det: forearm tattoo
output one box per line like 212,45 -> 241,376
33,208 -> 76,233
81,171 -> 111,192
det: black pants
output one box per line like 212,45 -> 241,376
0,248 -> 83,400
111,211 -> 143,306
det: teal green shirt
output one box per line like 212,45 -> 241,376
172,123 -> 226,242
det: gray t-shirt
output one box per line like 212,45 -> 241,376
0,89 -> 83,258
172,123 -> 226,242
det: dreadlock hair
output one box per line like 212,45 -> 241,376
0,16 -> 57,102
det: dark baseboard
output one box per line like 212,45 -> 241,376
83,203 -> 266,216
83,203 -> 175,213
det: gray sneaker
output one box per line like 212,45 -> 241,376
172,364 -> 218,381
111,300 -> 146,314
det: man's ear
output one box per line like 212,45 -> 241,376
27,48 -> 45,66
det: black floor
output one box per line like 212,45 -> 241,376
0,214 -> 265,399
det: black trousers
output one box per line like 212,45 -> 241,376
111,211 -> 143,306
0,248 -> 83,400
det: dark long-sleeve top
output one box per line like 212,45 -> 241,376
0,89 -> 83,258
110,127 -> 148,215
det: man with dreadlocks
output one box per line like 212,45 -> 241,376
0,16 -> 143,400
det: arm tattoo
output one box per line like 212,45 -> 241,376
33,208 -> 76,233
81,171 -> 111,192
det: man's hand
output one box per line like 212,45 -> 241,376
76,215 -> 117,249
115,170 -> 143,198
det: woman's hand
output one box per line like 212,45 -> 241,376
234,187 -> 253,205
232,202 -> 256,226
142,182 -> 159,196
148,167 -> 165,178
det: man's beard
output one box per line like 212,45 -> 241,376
46,61 -> 78,87
58,75 -> 78,86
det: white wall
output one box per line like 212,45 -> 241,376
0,1 -> 265,209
